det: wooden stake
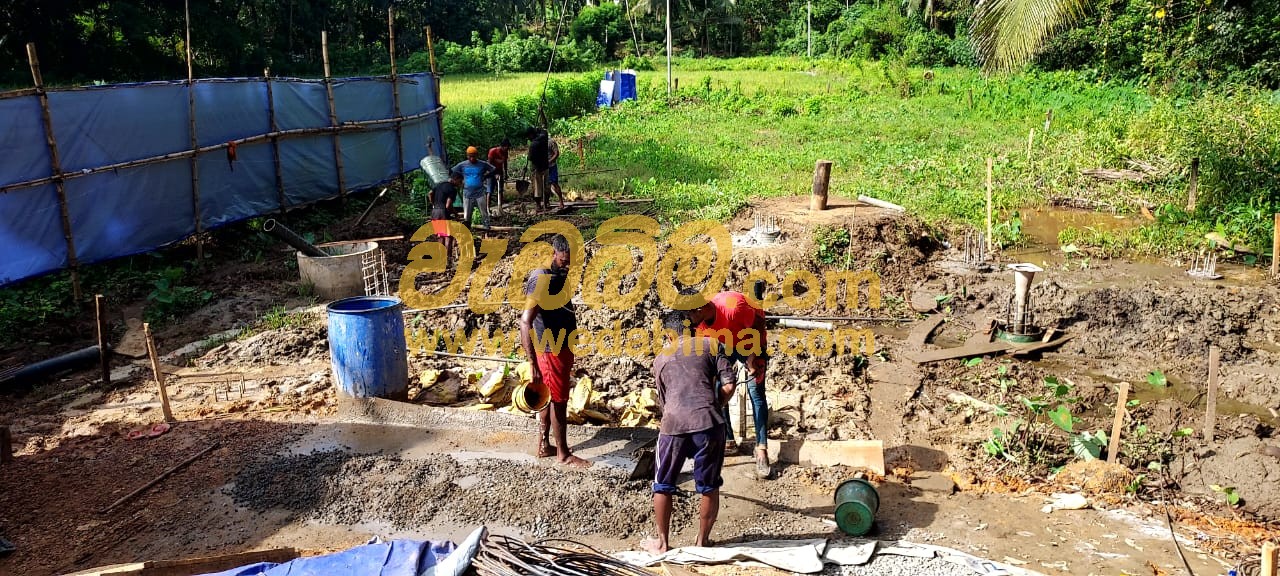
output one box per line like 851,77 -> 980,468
102,444 -> 219,513
1205,345 -> 1219,443
184,0 -> 204,262
0,426 -> 12,464
1044,108 -> 1053,133
388,6 -> 405,192
966,87 -> 973,109
143,323 -> 175,423
425,26 -> 438,75
810,160 -> 833,212
1107,382 -> 1129,464
1186,157 -> 1200,212
1027,128 -> 1035,163
985,158 -> 994,253
94,294 -> 110,389
322,31 -> 348,201
264,69 -> 286,212
1272,213 -> 1279,279
26,43 -> 83,302
1262,542 -> 1277,576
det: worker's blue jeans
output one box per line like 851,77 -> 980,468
722,358 -> 768,448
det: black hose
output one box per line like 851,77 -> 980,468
262,219 -> 326,257
0,346 -> 102,389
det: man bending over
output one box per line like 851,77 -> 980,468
644,310 -> 738,554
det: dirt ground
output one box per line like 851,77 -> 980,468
1,192 -> 1278,575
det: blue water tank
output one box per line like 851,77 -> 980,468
326,296 -> 409,400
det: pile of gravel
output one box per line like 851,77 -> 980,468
228,449 -> 695,538
823,554 -> 978,576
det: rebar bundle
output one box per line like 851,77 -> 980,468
472,535 -> 651,576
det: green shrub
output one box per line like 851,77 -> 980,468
621,54 -> 655,71
903,30 -> 954,68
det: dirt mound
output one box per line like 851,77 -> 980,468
1176,436 -> 1280,521
1054,460 -> 1135,495
203,323 -> 329,367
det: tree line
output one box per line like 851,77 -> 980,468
3,0 -> 1279,88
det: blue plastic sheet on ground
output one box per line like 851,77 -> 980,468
199,539 -> 456,576
0,73 -> 443,287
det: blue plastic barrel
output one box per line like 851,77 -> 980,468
326,296 -> 409,400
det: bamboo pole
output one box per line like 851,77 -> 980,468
985,158 -> 994,253
26,43 -> 83,302
1044,108 -> 1053,133
95,294 -> 110,389
1107,382 -> 1129,464
0,107 -> 445,194
264,69 -> 286,212
1272,212 -> 1279,279
143,323 -> 176,423
1204,345 -> 1219,443
388,6 -> 405,192
425,26 -> 438,75
322,31 -> 348,201
184,0 -> 204,262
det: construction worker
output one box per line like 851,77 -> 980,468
546,133 -> 566,210
526,128 -> 550,210
429,172 -> 462,266
487,137 -> 511,210
451,146 -> 496,229
518,234 -> 591,468
644,310 -> 738,554
686,288 -> 772,479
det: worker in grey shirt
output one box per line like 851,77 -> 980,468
642,310 -> 738,554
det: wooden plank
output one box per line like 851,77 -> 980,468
1205,345 -> 1219,443
907,340 -> 1014,364
810,159 -> 832,211
143,323 -> 175,423
905,314 -> 945,349
1262,541 -> 1277,576
1107,382 -> 1129,464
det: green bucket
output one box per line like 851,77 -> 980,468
833,478 -> 880,536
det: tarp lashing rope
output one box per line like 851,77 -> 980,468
0,73 -> 445,287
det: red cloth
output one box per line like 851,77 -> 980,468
431,219 -> 451,238
535,348 -> 574,403
696,291 -> 767,353
487,147 -> 508,173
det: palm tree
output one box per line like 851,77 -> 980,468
969,0 -> 1090,72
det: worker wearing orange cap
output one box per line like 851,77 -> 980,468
451,146 -> 497,229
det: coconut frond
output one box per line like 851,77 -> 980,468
969,0 -> 1091,72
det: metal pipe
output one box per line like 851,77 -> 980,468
262,218 -> 326,257
0,346 -> 102,389
775,318 -> 835,330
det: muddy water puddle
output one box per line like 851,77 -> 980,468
1019,207 -> 1141,247
1031,358 -> 1278,426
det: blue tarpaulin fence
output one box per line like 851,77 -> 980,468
0,72 -> 445,287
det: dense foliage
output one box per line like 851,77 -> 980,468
5,0 -> 1280,88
